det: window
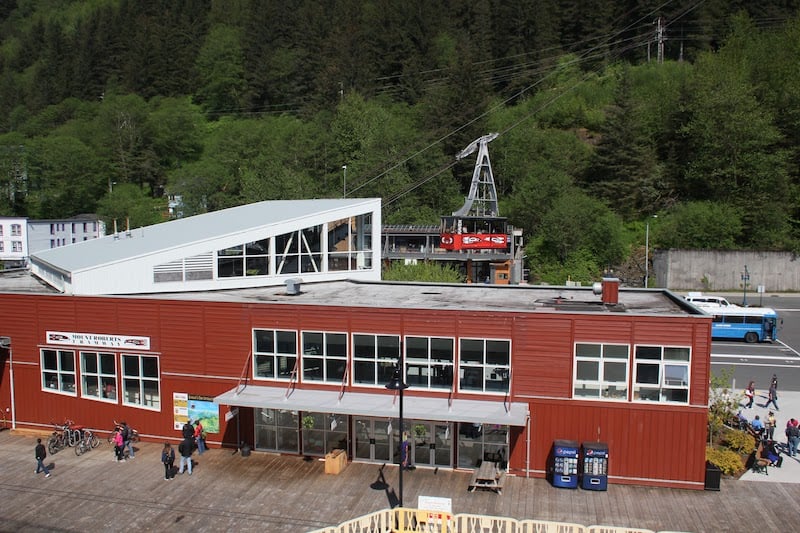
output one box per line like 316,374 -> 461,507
457,423 -> 509,469
11,224 -> 21,236
276,226 -> 322,274
634,346 -> 690,403
352,334 -> 399,386
217,238 -> 270,278
121,354 -> 160,409
301,331 -> 347,383
328,215 -> 372,271
300,411 -> 348,457
41,349 -> 76,395
405,336 -> 454,389
253,329 -> 297,380
255,408 -> 299,452
12,241 -> 22,252
0,225 -> 3,236
0,242 -> 3,252
459,338 -> 511,394
81,351 -> 117,402
573,343 -> 629,399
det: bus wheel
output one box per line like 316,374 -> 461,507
745,332 -> 758,343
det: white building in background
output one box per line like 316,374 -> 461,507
29,198 -> 382,296
0,216 -> 28,266
0,215 -> 105,268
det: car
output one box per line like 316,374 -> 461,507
684,292 -> 736,309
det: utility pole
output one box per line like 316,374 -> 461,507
656,16 -> 665,64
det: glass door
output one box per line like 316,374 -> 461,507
354,417 -> 392,462
407,420 -> 452,468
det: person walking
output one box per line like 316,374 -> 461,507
161,443 -> 175,480
765,382 -> 779,411
178,437 -> 193,475
34,438 -> 51,478
744,381 -> 755,408
193,419 -> 206,455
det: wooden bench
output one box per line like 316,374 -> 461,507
750,443 -> 770,475
468,461 -> 506,495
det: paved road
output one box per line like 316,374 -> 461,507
707,294 -> 800,392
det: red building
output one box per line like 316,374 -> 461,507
0,276 -> 711,490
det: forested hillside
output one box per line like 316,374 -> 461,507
1,1 -> 799,283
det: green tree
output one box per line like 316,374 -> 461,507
582,69 -> 665,220
25,135 -> 106,218
653,201 -> 742,250
680,17 -> 791,248
95,182 -> 165,231
194,24 -> 246,117
382,261 -> 464,283
531,189 -> 625,282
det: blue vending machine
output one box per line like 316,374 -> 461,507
581,441 -> 609,491
551,440 -> 579,489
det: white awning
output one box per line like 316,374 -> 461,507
214,385 -> 528,427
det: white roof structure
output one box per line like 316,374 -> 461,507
29,198 -> 382,295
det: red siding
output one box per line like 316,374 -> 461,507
0,293 -> 711,489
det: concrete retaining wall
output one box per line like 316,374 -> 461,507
653,250 -> 800,292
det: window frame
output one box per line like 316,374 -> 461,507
573,343 -> 630,401
458,338 -> 511,395
41,348 -> 77,396
121,353 -> 161,410
253,329 -> 298,381
301,330 -> 348,384
633,345 -> 691,404
351,333 -> 400,387
404,335 -> 455,389
80,351 -> 118,403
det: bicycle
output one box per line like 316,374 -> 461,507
75,429 -> 100,456
47,419 -> 89,454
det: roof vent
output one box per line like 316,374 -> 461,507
285,278 -> 302,295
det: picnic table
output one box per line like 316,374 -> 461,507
468,461 -> 506,495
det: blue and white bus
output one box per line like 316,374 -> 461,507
710,307 -> 779,343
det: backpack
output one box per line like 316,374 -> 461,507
788,425 -> 800,439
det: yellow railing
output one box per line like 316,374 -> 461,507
307,508 -> 688,533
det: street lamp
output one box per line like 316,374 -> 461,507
742,265 -> 750,306
342,165 -> 347,198
385,359 -> 408,507
645,215 -> 657,288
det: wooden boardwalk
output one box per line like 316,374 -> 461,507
0,429 -> 798,532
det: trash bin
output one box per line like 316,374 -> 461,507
704,461 -> 721,491
240,442 -> 251,457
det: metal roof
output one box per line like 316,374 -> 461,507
29,198 -> 376,273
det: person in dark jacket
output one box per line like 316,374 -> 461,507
34,438 -> 51,478
182,420 -> 194,440
178,437 -> 193,475
161,443 -> 175,480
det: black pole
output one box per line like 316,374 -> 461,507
398,381 -> 404,508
